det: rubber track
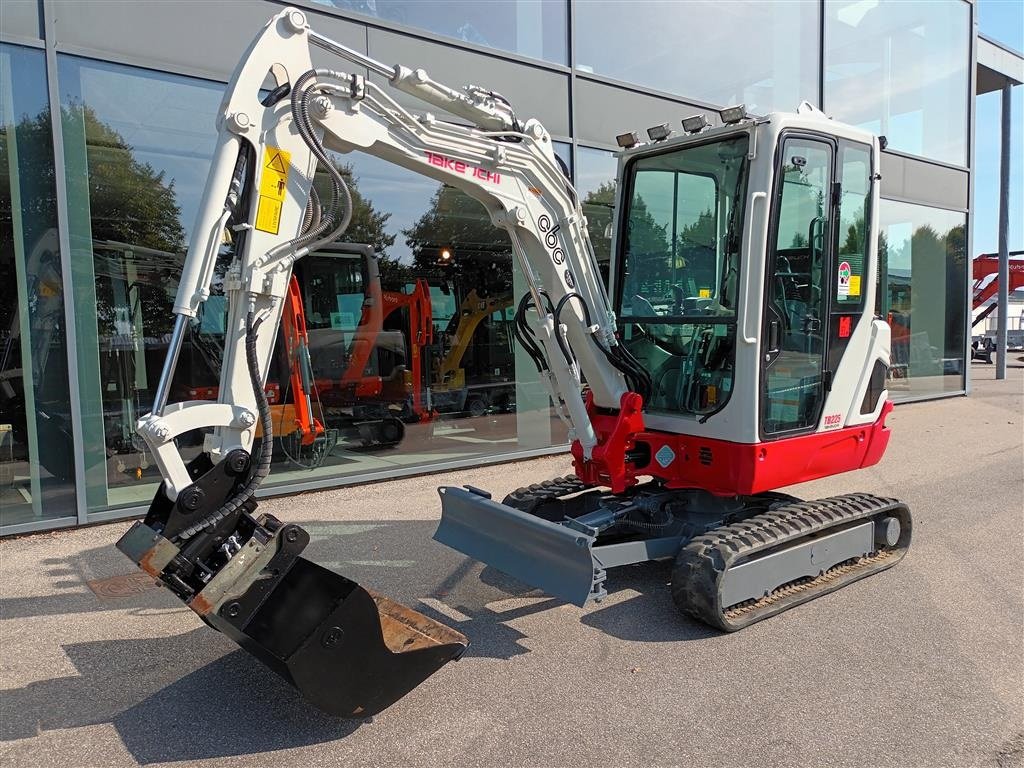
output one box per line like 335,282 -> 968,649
672,493 -> 912,632
503,476 -> 589,515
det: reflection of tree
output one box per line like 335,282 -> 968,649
842,213 -> 867,256
76,104 -> 188,338
402,184 -> 512,295
585,180 -> 671,297
313,161 -> 411,287
909,223 -> 965,357
0,110 -> 58,337
81,106 -> 186,253
581,180 -> 616,266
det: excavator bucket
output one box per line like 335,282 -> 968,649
117,513 -> 467,717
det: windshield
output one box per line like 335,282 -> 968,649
615,132 -> 750,417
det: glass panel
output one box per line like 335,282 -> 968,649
834,143 -> 871,309
877,200 -> 966,399
577,145 -> 614,282
575,1 -> 819,113
825,0 -> 969,166
576,146 -> 617,284
258,149 -> 568,488
318,0 -> 567,64
616,134 -> 750,417
58,55 -> 225,512
762,138 -> 832,436
59,54 -> 570,514
0,44 -> 77,527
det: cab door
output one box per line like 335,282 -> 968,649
761,135 -> 834,437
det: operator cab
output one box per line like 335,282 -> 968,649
610,106 -> 880,444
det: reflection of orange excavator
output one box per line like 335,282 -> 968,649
192,245 -> 437,454
273,274 -> 330,446
378,278 -> 436,423
306,245 -> 437,440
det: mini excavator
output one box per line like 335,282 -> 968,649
117,8 -> 911,717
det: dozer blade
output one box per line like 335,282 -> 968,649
435,485 -> 605,606
117,518 -> 467,717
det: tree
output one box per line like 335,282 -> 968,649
314,162 -> 395,254
313,160 -> 411,286
401,184 -> 513,296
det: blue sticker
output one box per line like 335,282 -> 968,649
655,445 -> 675,468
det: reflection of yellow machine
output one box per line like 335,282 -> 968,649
435,289 -> 512,393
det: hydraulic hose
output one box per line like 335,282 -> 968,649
174,311 -> 273,541
173,72 -> 362,542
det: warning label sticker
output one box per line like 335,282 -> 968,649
255,146 -> 291,234
837,260 -> 851,297
848,274 -> 861,297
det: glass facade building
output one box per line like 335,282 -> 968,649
0,0 -> 979,533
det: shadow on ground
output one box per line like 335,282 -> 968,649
1,518 -> 714,762
0,631 -> 360,762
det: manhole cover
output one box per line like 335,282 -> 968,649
87,571 -> 159,599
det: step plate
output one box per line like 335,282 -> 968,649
435,486 -> 603,606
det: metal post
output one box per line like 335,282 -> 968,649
996,81 -> 1011,379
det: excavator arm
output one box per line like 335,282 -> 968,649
115,6 -> 640,717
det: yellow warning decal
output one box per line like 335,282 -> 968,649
255,146 -> 291,234
848,275 -> 861,297
699,288 -> 711,298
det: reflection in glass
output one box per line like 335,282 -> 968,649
58,54 -> 569,512
0,44 -> 77,526
314,0 -> 567,64
834,143 -> 872,309
59,55 -> 224,511
825,0 -> 969,166
877,200 -> 966,398
576,146 -> 618,281
575,0 -> 819,113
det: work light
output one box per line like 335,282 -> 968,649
646,123 -> 672,142
718,104 -> 746,124
616,131 -> 641,148
681,114 -> 709,134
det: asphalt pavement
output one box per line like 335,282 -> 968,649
1,364 -> 1021,768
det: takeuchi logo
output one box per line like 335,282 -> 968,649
425,151 -> 502,184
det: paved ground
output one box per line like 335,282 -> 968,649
2,365 -> 1022,768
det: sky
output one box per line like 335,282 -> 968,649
974,0 -> 1023,256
